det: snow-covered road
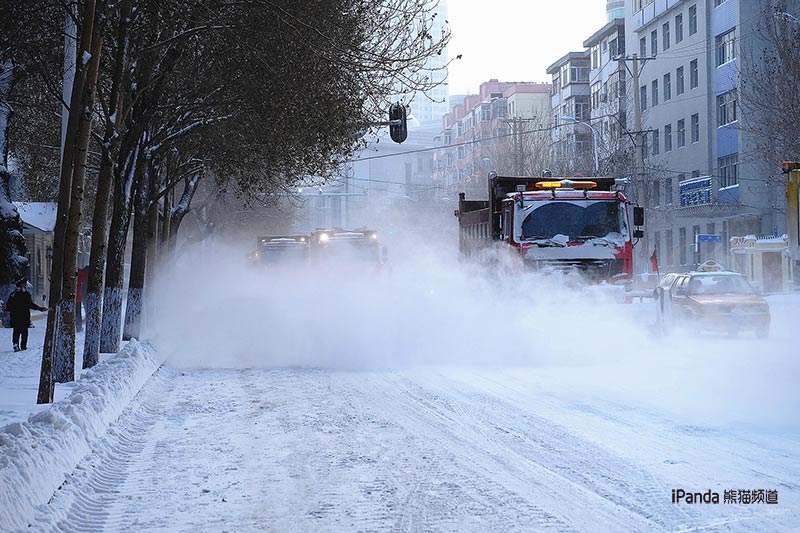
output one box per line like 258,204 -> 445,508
32,363 -> 798,532
4,250 -> 798,531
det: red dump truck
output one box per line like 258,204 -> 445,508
456,173 -> 644,283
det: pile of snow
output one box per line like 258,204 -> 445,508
0,341 -> 162,531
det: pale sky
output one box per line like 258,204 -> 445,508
445,0 -> 609,95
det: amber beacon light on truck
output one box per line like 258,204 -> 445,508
534,179 -> 597,189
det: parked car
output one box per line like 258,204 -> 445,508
652,272 -> 681,301
663,268 -> 770,338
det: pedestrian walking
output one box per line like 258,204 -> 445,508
76,266 -> 88,332
3,278 -> 47,352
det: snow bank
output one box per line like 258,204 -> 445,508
0,341 -> 162,531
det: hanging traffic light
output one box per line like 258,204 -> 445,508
389,103 -> 407,144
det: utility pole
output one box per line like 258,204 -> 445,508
631,54 -> 647,272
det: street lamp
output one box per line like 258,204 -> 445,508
774,10 -> 799,23
562,115 -> 599,175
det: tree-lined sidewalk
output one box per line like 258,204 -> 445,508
0,0 -> 450,403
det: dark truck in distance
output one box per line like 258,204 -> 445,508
253,235 -> 309,267
250,229 -> 387,273
307,228 -> 387,272
456,173 -> 644,283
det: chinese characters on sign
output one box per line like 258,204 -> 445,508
679,176 -> 712,207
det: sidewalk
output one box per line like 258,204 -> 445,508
0,319 -> 109,428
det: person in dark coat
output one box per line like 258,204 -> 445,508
3,278 -> 46,352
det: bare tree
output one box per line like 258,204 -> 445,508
739,0 -> 800,161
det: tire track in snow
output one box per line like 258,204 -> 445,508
27,366 -> 797,532
28,370 -> 172,533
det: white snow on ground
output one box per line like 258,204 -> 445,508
0,340 -> 160,531
0,241 -> 797,531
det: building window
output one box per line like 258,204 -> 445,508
690,59 -> 699,88
664,124 -> 672,151
676,66 -> 685,95
575,99 -> 590,120
663,73 -> 671,100
634,0 -> 656,12
641,133 -> 648,159
652,128 -> 660,156
666,229 -> 674,266
675,14 -> 684,43
689,5 -> 697,35
591,82 -> 602,110
715,0 -> 728,6
641,85 -> 647,110
717,89 -> 738,125
691,113 -> 699,143
679,227 -> 687,265
652,79 -> 659,106
716,29 -> 736,66
640,37 -> 647,58
677,118 -> 686,147
663,22 -> 670,50
653,181 -> 661,207
719,153 -> 739,187
592,46 -> 599,70
665,177 -> 673,205
651,30 -> 658,56
571,65 -> 590,82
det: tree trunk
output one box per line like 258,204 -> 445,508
56,3 -> 103,382
39,0 -> 95,399
122,154 -> 154,340
160,186 -> 172,256
0,56 -> 27,294
168,171 -> 201,244
99,135 -> 140,353
84,0 -> 131,369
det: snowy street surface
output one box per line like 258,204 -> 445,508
2,251 -> 799,531
26,363 -> 800,531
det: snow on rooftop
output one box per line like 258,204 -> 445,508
13,202 -> 57,232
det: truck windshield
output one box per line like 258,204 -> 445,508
324,241 -> 379,262
520,201 -> 625,241
260,245 -> 307,264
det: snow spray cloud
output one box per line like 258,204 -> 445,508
148,238 -> 647,370
147,235 -> 798,430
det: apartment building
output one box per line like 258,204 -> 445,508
434,80 -> 551,199
584,18 -> 628,172
547,51 -> 593,172
627,0 -> 783,272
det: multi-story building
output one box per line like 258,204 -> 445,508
547,51 -> 593,173
584,17 -> 628,172
627,0 -> 783,273
434,80 -> 551,199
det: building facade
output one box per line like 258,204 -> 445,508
434,80 -> 551,200
584,18 -> 628,175
547,51 -> 593,173
627,0 -> 783,273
